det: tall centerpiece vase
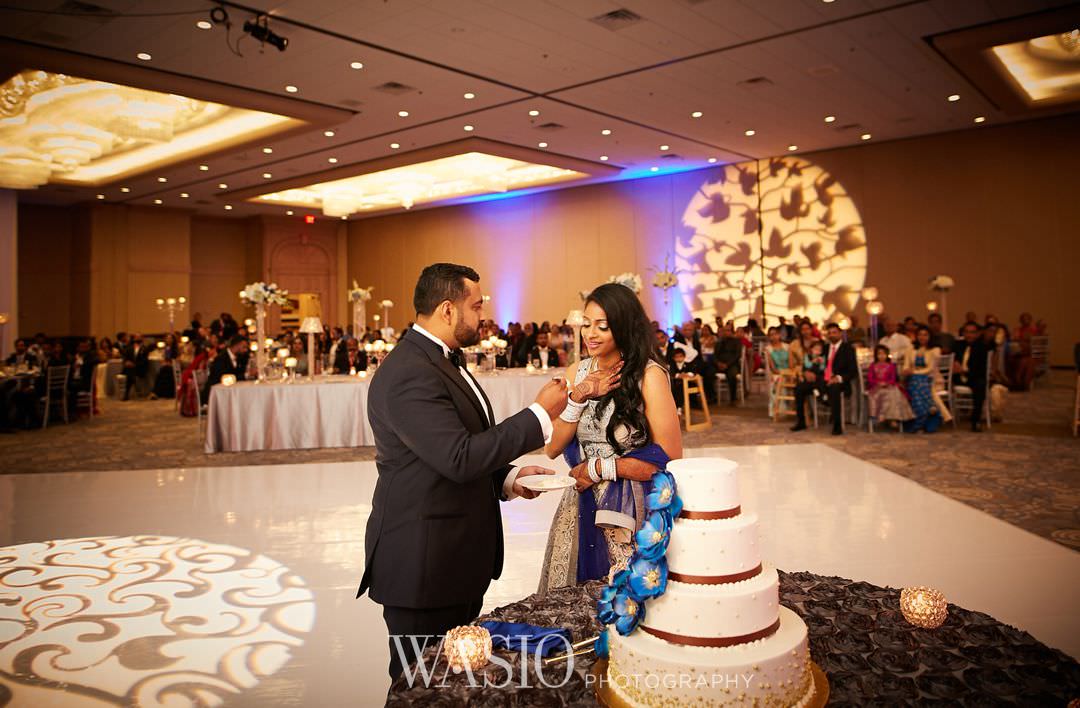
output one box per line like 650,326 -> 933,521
255,302 -> 268,381
352,301 -> 366,339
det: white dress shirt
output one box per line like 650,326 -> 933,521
411,323 -> 553,499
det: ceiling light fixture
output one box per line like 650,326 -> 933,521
974,116 -> 986,123
538,142 -> 548,148
199,165 -> 209,171
196,20 -> 212,30
136,52 -> 152,61
708,157 -> 718,163
861,133 -> 872,140
120,187 -> 131,193
744,129 -> 755,136
157,176 -> 167,182
788,144 -> 798,151
947,94 -> 960,102
286,210 -> 294,215
218,183 -> 228,189
349,61 -> 363,69
659,144 -> 669,150
389,143 -> 400,149
601,129 -> 612,135
398,110 -> 409,117
224,205 -> 233,210
324,130 -> 335,137
262,172 -> 272,179
463,125 -> 474,131
528,110 -> 540,116
153,198 -> 162,204
328,157 -> 339,163
243,14 -> 288,52
463,92 -> 475,99
262,147 -> 273,154
600,155 -> 609,161
285,85 -> 298,93
180,192 -> 189,198
650,167 -> 659,172
824,115 -> 836,123
96,193 -> 105,199
691,111 -> 703,118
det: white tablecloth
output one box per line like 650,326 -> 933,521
205,367 -> 562,453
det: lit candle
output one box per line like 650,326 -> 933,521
349,367 -> 356,376
443,625 -> 492,673
249,342 -> 258,352
373,340 -> 386,353
358,370 -> 368,378
900,586 -> 948,629
221,374 -> 237,386
526,362 -> 536,372
285,356 -> 297,369
277,347 -> 290,359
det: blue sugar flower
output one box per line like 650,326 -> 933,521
594,629 -> 610,658
611,568 -> 631,590
645,472 -> 678,511
669,493 -> 684,518
597,584 -> 618,625
613,588 -> 646,635
628,555 -> 668,599
635,510 -> 673,561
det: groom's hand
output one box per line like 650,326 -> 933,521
534,378 -> 568,420
512,465 -> 556,499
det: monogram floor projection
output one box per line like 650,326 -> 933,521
0,535 -> 315,707
678,158 -> 867,325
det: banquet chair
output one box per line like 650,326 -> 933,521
951,351 -> 992,430
750,338 -> 769,394
75,363 -> 100,419
193,369 -> 209,440
716,355 -> 746,405
38,365 -> 70,429
680,374 -> 711,432
857,362 -> 875,433
934,353 -> 955,429
171,360 -> 183,411
810,386 -> 845,433
1029,335 -> 1050,389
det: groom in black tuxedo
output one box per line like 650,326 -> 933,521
358,262 -> 568,681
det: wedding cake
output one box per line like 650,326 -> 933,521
602,457 -> 816,707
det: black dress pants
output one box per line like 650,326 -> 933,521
794,381 -> 845,432
383,598 -> 483,682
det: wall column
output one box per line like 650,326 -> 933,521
0,190 -> 17,359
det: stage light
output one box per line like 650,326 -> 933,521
244,16 -> 288,51
601,129 -> 612,135
463,125 -> 474,131
199,165 -> 209,171
538,142 -> 548,148
153,199 -> 162,204
96,193 -> 105,199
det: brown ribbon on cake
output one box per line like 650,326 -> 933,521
641,617 -> 781,648
678,506 -> 740,520
668,563 -> 762,585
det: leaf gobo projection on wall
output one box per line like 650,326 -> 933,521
677,157 -> 867,325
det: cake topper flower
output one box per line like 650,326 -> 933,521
635,510 -> 673,561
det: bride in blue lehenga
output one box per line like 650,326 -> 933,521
537,283 -> 682,593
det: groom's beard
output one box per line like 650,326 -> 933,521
454,319 -> 480,348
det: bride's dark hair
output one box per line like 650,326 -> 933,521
585,283 -> 666,454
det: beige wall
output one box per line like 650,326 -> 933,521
347,114 -> 1079,364
17,202 -> 72,336
190,216 -> 254,326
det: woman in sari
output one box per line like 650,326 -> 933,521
902,326 -> 950,433
538,283 -> 681,592
178,341 -> 212,417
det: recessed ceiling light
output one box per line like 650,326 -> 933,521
180,192 -> 189,198
463,125 -> 474,131
350,61 -> 363,70
861,133 -> 872,140
328,157 -> 339,163
120,187 -> 131,193
601,129 -> 612,135
528,110 -> 540,116
262,172 -> 273,179
947,94 -> 960,102
196,20 -> 212,30
788,144 -> 798,151
153,198 -> 162,204
463,92 -> 475,99
398,110 -> 409,117
650,166 -> 659,172
823,0 -> 835,3
974,116 -> 986,123
285,85 -> 298,93
199,164 -> 209,171
708,157 -> 718,163
262,147 -> 273,154
224,205 -> 233,210
218,183 -> 228,189
691,111 -> 703,118
340,215 -> 347,220
136,52 -> 152,61
323,130 -> 335,137
824,115 -> 836,123
659,144 -> 670,150
538,142 -> 548,148
744,129 -> 755,136
286,210 -> 294,216
157,176 -> 167,182
96,193 -> 105,199
389,143 -> 400,149
600,155 -> 609,161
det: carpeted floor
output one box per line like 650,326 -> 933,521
2,370 -> 1077,550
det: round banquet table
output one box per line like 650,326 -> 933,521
205,367 -> 563,453
386,571 -> 1080,706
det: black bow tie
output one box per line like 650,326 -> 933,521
448,349 -> 465,369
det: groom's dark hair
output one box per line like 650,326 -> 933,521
413,263 -> 480,316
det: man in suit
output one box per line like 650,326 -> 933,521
206,335 -> 248,394
359,263 -> 567,681
5,338 -> 38,368
121,334 -> 151,401
952,322 -> 988,432
714,323 -> 743,406
333,337 -> 367,373
655,329 -> 676,365
791,322 -> 857,435
528,330 -> 561,369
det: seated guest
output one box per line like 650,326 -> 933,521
5,338 -> 39,368
67,339 -> 98,416
655,329 -> 676,365
206,336 -> 248,394
959,311 -> 978,335
1007,312 -> 1038,391
27,332 -> 48,364
764,327 -> 791,417
902,325 -> 950,433
97,337 -> 115,362
714,322 -> 743,406
333,337 -> 367,374
122,334 -> 150,401
699,325 -> 718,362
927,312 -> 954,354
179,343 -> 212,416
879,320 -> 912,362
290,338 -> 309,376
152,334 -> 180,399
953,322 -> 989,431
792,323 -> 856,435
669,346 -> 699,409
528,330 -> 561,369
866,345 -> 913,427
776,316 -> 795,342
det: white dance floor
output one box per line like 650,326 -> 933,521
1,444 -> 1076,706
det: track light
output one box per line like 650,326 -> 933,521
243,15 -> 288,51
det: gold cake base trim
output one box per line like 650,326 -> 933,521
590,658 -> 830,707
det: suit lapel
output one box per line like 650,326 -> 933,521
404,330 -> 490,430
460,365 -> 495,428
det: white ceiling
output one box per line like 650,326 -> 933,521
3,0 -> 1076,218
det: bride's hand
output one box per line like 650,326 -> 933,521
570,462 -> 595,493
571,361 -> 624,403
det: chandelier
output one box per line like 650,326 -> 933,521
1059,29 -> 1080,55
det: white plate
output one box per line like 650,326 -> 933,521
516,475 -> 576,493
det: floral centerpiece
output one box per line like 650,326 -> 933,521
240,282 -> 289,380
348,281 -> 373,303
348,281 -> 373,336
608,272 -> 643,294
649,254 -> 683,325
594,470 -> 683,656
927,275 -> 954,330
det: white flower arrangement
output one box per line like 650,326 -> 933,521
240,281 -> 289,306
928,275 -> 955,291
380,299 -> 394,308
608,272 -> 643,294
348,280 -> 374,303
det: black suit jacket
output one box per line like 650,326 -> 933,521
358,328 -> 545,608
823,340 -> 858,394
528,345 -> 561,369
123,344 -> 151,376
333,346 -> 368,373
206,351 -> 246,388
952,339 -> 988,384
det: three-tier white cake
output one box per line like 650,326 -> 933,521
604,457 -> 816,707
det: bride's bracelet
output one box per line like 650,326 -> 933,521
600,456 -> 617,482
586,457 -> 603,483
559,396 -> 587,423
